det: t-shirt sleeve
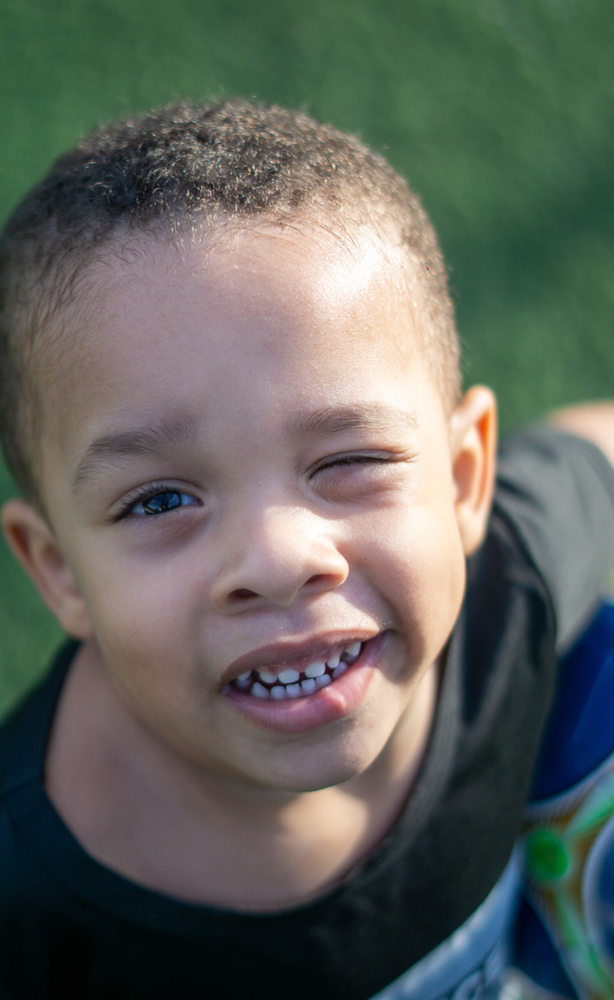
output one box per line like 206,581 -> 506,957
495,424 -> 614,652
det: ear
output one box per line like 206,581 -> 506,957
1,499 -> 94,639
449,386 -> 497,556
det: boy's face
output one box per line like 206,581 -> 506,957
20,225 -> 492,792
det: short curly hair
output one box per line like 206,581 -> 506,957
0,99 -> 460,508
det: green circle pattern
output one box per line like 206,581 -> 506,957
526,828 -> 570,881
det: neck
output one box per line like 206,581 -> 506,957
45,640 -> 437,911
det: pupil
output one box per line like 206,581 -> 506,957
143,491 -> 182,514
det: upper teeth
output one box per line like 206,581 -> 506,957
304,661 -> 326,678
278,668 -> 300,684
232,640 -> 365,699
258,670 -> 278,684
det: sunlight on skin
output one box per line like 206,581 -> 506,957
2,223 -> 496,908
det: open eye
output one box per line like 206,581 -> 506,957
132,490 -> 200,516
110,484 -> 203,522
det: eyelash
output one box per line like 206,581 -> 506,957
112,455 -> 394,522
311,453 -> 393,476
112,483 -> 201,521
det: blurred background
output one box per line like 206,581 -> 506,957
1,0 -> 614,716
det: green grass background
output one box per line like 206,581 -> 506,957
2,0 -> 614,716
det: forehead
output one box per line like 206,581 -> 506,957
42,224 -> 431,465
76,215 -> 413,315
94,222 -> 414,346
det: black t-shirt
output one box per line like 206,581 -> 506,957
2,427 -> 614,1000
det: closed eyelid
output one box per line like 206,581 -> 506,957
313,454 -> 396,471
310,447 -> 414,470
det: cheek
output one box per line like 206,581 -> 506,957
89,600 -> 207,739
75,544 -> 206,676
364,501 -> 466,661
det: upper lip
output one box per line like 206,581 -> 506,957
221,630 -> 380,684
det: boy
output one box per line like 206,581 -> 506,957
0,99 -> 613,1000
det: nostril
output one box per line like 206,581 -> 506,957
305,574 -> 331,588
229,588 -> 259,602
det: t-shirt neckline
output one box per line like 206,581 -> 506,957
2,635 -> 460,932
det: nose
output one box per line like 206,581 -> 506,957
209,504 -> 349,613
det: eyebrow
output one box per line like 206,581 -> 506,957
71,403 -> 417,493
71,415 -> 198,492
288,403 -> 417,438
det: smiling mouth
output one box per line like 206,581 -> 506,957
229,640 -> 365,701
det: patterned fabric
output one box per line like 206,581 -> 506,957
516,602 -> 614,1000
369,853 -> 520,1000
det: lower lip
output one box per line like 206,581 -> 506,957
224,633 -> 388,734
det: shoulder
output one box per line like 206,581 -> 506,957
496,422 -> 614,510
0,642 -> 78,991
0,641 -> 78,801
491,425 -> 614,649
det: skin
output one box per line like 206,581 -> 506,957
2,223 -> 498,909
549,401 -> 614,467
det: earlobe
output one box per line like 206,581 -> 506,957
1,499 -> 94,638
450,386 -> 497,556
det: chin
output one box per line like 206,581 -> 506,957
257,741 -> 383,793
